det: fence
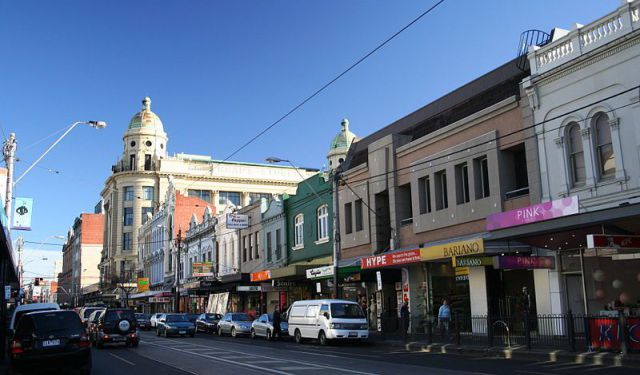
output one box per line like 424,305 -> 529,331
404,312 -> 640,354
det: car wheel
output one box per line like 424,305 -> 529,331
294,329 -> 303,344
251,329 -> 256,339
231,328 -> 236,338
319,331 -> 328,346
218,327 -> 223,336
266,330 -> 272,341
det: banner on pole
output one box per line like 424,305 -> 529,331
12,197 -> 33,230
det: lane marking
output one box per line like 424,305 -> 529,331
248,360 -> 282,364
516,371 -> 561,375
277,367 -> 323,371
143,339 -> 378,375
109,352 -> 136,366
127,349 -> 200,375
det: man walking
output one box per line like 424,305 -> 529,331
272,305 -> 282,340
400,300 -> 410,342
438,299 -> 451,340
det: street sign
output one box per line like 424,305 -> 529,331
226,213 -> 249,229
237,285 -> 261,292
376,271 -> 382,291
4,285 -> 11,299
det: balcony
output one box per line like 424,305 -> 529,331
529,0 -> 639,75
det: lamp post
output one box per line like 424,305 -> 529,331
4,120 -> 107,224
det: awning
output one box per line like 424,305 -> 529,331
130,290 -> 172,299
270,256 -> 333,279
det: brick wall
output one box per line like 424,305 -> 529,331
174,192 -> 212,236
80,213 -> 104,244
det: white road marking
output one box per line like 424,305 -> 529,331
516,371 -> 561,375
277,367 -> 323,371
109,353 -> 136,366
248,360 -> 282,364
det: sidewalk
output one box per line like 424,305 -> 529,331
367,333 -> 640,369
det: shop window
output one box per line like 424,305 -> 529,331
355,199 -> 364,232
398,184 -> 413,225
435,170 -> 448,210
266,232 -> 272,262
418,176 -> 431,214
276,229 -> 282,260
455,162 -> 470,205
593,113 -> 615,179
566,123 -> 586,187
317,205 -> 329,240
294,214 -> 304,248
473,156 -> 490,199
501,143 -> 529,199
344,202 -> 353,234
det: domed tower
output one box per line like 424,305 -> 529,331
327,118 -> 358,171
122,96 -> 168,171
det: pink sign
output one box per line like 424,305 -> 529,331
486,196 -> 579,231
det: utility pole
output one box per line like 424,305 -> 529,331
332,170 -> 341,299
3,133 -> 16,224
174,228 -> 182,313
17,236 -> 24,290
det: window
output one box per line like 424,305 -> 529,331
144,154 -> 152,171
275,229 -> 282,260
435,170 -> 448,210
188,189 -> 211,203
219,191 -> 241,206
418,176 -> 431,214
294,214 -> 304,248
317,205 -> 329,240
306,305 -> 319,317
594,113 -> 615,178
129,154 -> 136,170
248,235 -> 253,261
398,184 -> 413,223
123,207 -> 133,226
455,163 -> 470,204
242,236 -> 247,262
355,199 -> 364,232
141,207 -> 153,224
254,232 -> 259,259
344,202 -> 353,234
473,156 -> 490,199
566,123 -> 586,186
249,193 -> 271,204
143,186 -> 154,200
124,186 -> 134,201
122,232 -> 132,251
266,232 -> 272,262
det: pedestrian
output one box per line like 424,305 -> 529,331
400,300 -> 410,342
272,305 -> 282,340
437,299 -> 451,340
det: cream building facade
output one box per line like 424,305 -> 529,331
99,97 -> 317,287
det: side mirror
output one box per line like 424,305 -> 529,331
323,312 -> 330,319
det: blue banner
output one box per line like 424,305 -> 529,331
12,197 -> 33,231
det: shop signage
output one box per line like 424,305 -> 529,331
226,213 -> 249,229
273,280 -> 297,288
361,249 -> 421,269
306,265 -> 334,279
5,285 -> 11,299
420,238 -> 484,261
149,296 -> 170,303
137,278 -> 149,292
376,271 -> 382,291
316,282 -> 322,294
192,262 -> 214,277
494,256 -> 555,269
486,196 -> 579,231
585,317 -> 640,351
12,197 -> 33,231
453,256 -> 494,267
237,285 -> 261,292
586,234 -> 640,249
251,270 -> 271,282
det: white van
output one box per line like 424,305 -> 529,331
286,299 -> 368,345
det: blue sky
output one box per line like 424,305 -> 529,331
1,0 -> 614,278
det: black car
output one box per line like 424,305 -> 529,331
95,308 -> 139,348
156,314 -> 196,337
135,313 -> 151,331
9,310 -> 91,375
196,313 -> 222,334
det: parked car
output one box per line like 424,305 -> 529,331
86,309 -> 105,337
287,299 -> 368,345
135,313 -> 152,330
94,308 -> 139,348
217,313 -> 253,338
186,313 -> 200,323
156,314 -> 196,337
150,313 -> 162,328
196,313 -> 222,334
251,313 -> 289,340
79,306 -> 104,327
9,310 -> 91,375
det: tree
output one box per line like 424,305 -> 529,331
111,269 -> 137,308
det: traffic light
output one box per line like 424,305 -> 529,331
34,278 -> 40,286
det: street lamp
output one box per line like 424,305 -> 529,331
265,156 -> 322,199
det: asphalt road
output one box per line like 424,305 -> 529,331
71,330 -> 635,375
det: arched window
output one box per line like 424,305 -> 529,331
294,214 -> 304,247
593,113 -> 615,178
566,122 -> 585,187
317,205 -> 329,240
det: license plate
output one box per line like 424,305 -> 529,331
179,331 -> 186,334
42,339 -> 61,347
113,336 -> 125,341
348,332 -> 358,337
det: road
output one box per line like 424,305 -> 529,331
85,330 -> 633,375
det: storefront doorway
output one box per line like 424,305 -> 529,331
486,268 -> 535,317
427,261 -> 471,319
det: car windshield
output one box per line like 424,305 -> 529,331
204,314 -> 221,321
32,311 -> 83,335
135,313 -> 150,319
14,308 -> 55,328
330,303 -> 365,319
232,313 -> 251,321
166,314 -> 189,323
83,308 -> 101,319
104,309 -> 135,322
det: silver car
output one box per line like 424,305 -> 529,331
217,313 -> 253,338
251,313 -> 289,340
